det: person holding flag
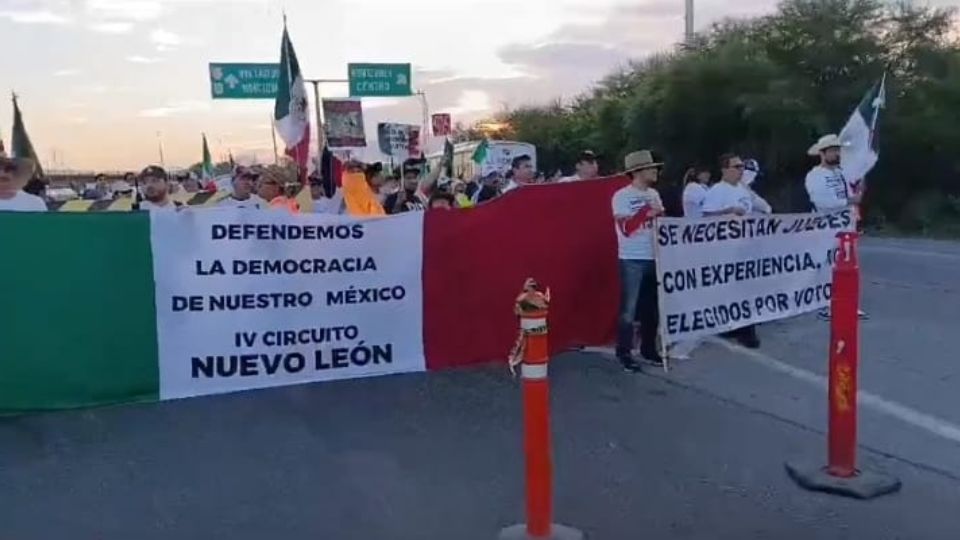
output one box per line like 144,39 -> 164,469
840,74 -> 886,219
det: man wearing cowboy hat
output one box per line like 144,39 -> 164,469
612,150 -> 666,371
0,156 -> 46,212
805,134 -> 868,321
805,134 -> 862,213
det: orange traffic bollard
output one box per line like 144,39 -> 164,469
500,279 -> 583,540
785,232 -> 901,499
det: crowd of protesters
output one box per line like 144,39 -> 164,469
1,134 -> 862,372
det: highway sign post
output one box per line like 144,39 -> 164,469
348,63 -> 412,97
209,63 -> 280,99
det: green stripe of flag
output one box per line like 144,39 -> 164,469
0,212 -> 159,412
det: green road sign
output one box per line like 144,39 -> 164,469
348,63 -> 412,97
209,63 -> 280,99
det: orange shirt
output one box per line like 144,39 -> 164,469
269,196 -> 301,214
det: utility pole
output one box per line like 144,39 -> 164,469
305,78 -> 348,171
417,90 -> 429,154
685,0 -> 695,47
270,113 -> 279,164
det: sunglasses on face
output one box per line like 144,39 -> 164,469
729,164 -> 745,170
0,160 -> 20,174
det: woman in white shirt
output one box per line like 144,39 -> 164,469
681,166 -> 712,218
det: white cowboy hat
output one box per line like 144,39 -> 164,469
807,134 -> 846,156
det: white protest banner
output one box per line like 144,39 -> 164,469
656,210 -> 855,342
150,209 -> 425,400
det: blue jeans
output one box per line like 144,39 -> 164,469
616,259 -> 659,358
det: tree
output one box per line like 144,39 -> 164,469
484,0 -> 960,231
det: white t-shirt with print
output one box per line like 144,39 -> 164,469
682,182 -> 708,218
805,165 -> 849,212
0,191 -> 47,212
140,199 -> 179,212
612,185 -> 662,260
219,194 -> 266,209
312,190 -> 344,214
702,181 -> 771,215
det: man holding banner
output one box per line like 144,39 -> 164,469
612,150 -> 666,372
701,153 -> 773,349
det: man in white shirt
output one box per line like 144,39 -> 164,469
805,134 -> 860,213
702,153 -> 772,217
559,150 -> 600,183
612,150 -> 666,372
0,157 -> 47,212
805,134 -> 868,321
702,153 -> 772,349
220,166 -> 266,209
137,165 -> 180,212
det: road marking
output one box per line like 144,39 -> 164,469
706,338 -> 960,446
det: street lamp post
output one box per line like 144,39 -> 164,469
305,79 -> 349,171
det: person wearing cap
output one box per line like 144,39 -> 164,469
805,134 -> 868,321
139,165 -> 180,212
612,150 -> 666,372
0,157 -> 46,212
560,150 -> 601,183
466,171 -> 501,205
220,166 -> 266,209
384,158 -> 430,214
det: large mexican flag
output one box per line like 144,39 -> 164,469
0,181 -> 625,413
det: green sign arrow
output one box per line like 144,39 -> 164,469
209,63 -> 280,99
348,63 -> 413,97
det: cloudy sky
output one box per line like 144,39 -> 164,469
0,0 -> 946,171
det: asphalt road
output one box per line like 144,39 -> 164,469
1,237 -> 958,539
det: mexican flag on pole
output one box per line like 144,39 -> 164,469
273,24 -> 310,182
471,138 -> 489,164
840,74 -> 886,192
201,134 -> 214,182
11,94 -> 42,177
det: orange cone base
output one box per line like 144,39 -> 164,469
785,461 -> 901,500
498,524 -> 584,540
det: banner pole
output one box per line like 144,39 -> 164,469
653,216 -> 670,372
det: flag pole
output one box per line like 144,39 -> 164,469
270,113 -> 279,165
156,131 -> 166,168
